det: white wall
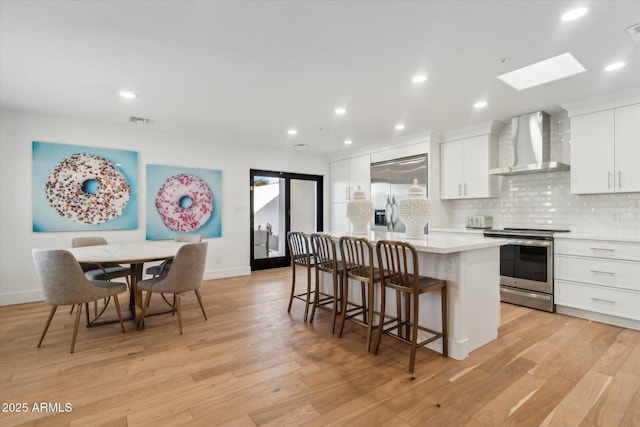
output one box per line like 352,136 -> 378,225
0,109 -> 330,305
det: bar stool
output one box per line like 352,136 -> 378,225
286,231 -> 315,321
338,236 -> 382,352
309,233 -> 344,333
373,239 -> 448,374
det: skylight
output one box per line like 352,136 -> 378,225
497,53 -> 586,90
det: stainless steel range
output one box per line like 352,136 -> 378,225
484,228 -> 569,312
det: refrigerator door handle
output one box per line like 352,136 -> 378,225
385,195 -> 392,230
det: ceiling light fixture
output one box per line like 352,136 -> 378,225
287,129 -> 297,135
561,7 -> 588,22
604,62 -> 626,71
394,124 -> 405,130
344,139 -> 353,145
119,90 -> 137,99
335,108 -> 347,115
411,74 -> 427,83
474,101 -> 488,109
497,52 -> 586,90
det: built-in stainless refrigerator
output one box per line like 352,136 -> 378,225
370,154 -> 428,233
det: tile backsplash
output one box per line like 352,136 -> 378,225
448,111 -> 640,236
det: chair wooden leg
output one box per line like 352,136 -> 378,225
441,286 -> 448,357
113,295 -> 126,333
309,267 -> 320,323
140,290 -> 153,328
175,293 -> 183,334
303,265 -> 312,321
38,305 -> 57,348
408,293 -> 420,374
331,272 -> 340,334
360,281 -> 367,324
85,303 -> 91,327
287,264 -> 296,313
70,303 -> 83,353
366,281 -> 375,352
373,285 -> 386,355
338,274 -> 349,338
194,289 -> 207,321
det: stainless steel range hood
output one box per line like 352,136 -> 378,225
489,111 -> 570,176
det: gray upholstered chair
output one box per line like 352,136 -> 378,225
138,242 -> 208,334
145,234 -> 202,277
71,236 -> 131,283
32,249 -> 127,353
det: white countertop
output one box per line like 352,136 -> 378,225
327,230 -> 508,254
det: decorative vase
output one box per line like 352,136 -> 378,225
346,185 -> 374,234
398,179 -> 431,239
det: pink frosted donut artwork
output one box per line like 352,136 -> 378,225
154,173 -> 213,232
45,153 -> 131,224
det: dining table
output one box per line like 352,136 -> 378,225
68,240 -> 187,329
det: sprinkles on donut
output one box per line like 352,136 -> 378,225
154,173 -> 213,232
45,153 -> 131,224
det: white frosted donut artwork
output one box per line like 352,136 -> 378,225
45,153 -> 131,224
154,173 -> 213,232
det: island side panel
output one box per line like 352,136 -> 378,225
417,246 -> 500,360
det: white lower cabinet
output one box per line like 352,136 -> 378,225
554,237 -> 640,329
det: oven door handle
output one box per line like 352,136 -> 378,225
507,239 -> 552,247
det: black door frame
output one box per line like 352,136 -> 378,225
250,169 -> 323,271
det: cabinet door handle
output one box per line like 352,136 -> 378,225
590,270 -> 615,276
608,171 -> 612,189
591,297 -> 616,304
464,183 -> 467,196
458,184 -> 462,196
618,170 -> 622,189
590,247 -> 615,252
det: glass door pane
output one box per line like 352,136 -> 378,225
290,179 -> 317,233
252,175 -> 284,260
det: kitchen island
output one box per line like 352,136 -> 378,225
327,230 -> 507,360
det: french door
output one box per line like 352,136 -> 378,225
250,169 -> 323,270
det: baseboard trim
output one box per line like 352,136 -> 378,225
0,289 -> 44,306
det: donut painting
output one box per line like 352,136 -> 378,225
32,141 -> 138,232
146,164 -> 222,240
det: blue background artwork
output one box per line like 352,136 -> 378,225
32,141 -> 138,232
146,164 -> 222,240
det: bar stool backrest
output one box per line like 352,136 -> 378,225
376,240 -> 420,290
339,236 -> 374,282
287,231 -> 312,267
310,234 -> 338,273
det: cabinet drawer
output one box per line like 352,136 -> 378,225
555,280 -> 640,320
555,255 -> 640,291
555,239 -> 640,261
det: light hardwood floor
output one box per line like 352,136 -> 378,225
1,267 -> 638,426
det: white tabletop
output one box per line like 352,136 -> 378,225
68,241 -> 187,264
326,230 -> 508,254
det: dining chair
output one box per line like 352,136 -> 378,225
309,233 -> 344,333
338,236 -> 382,352
138,242 -> 208,334
286,231 -> 316,321
32,249 -> 127,353
145,234 -> 202,277
71,236 -> 131,284
373,240 -> 448,374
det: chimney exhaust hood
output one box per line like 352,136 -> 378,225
489,111 -> 570,176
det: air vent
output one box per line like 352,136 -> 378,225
292,143 -> 309,149
129,116 -> 154,125
627,23 -> 640,43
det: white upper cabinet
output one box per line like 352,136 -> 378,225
441,132 -> 499,200
330,154 -> 371,203
570,103 -> 640,194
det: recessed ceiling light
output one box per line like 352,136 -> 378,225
344,139 -> 353,145
119,90 -> 137,99
394,124 -> 405,130
412,74 -> 427,83
604,62 -> 626,71
474,101 -> 487,109
335,108 -> 347,115
561,7 -> 588,22
497,52 -> 586,90
287,129 -> 297,135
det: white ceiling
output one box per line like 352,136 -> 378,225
1,0 -> 639,155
